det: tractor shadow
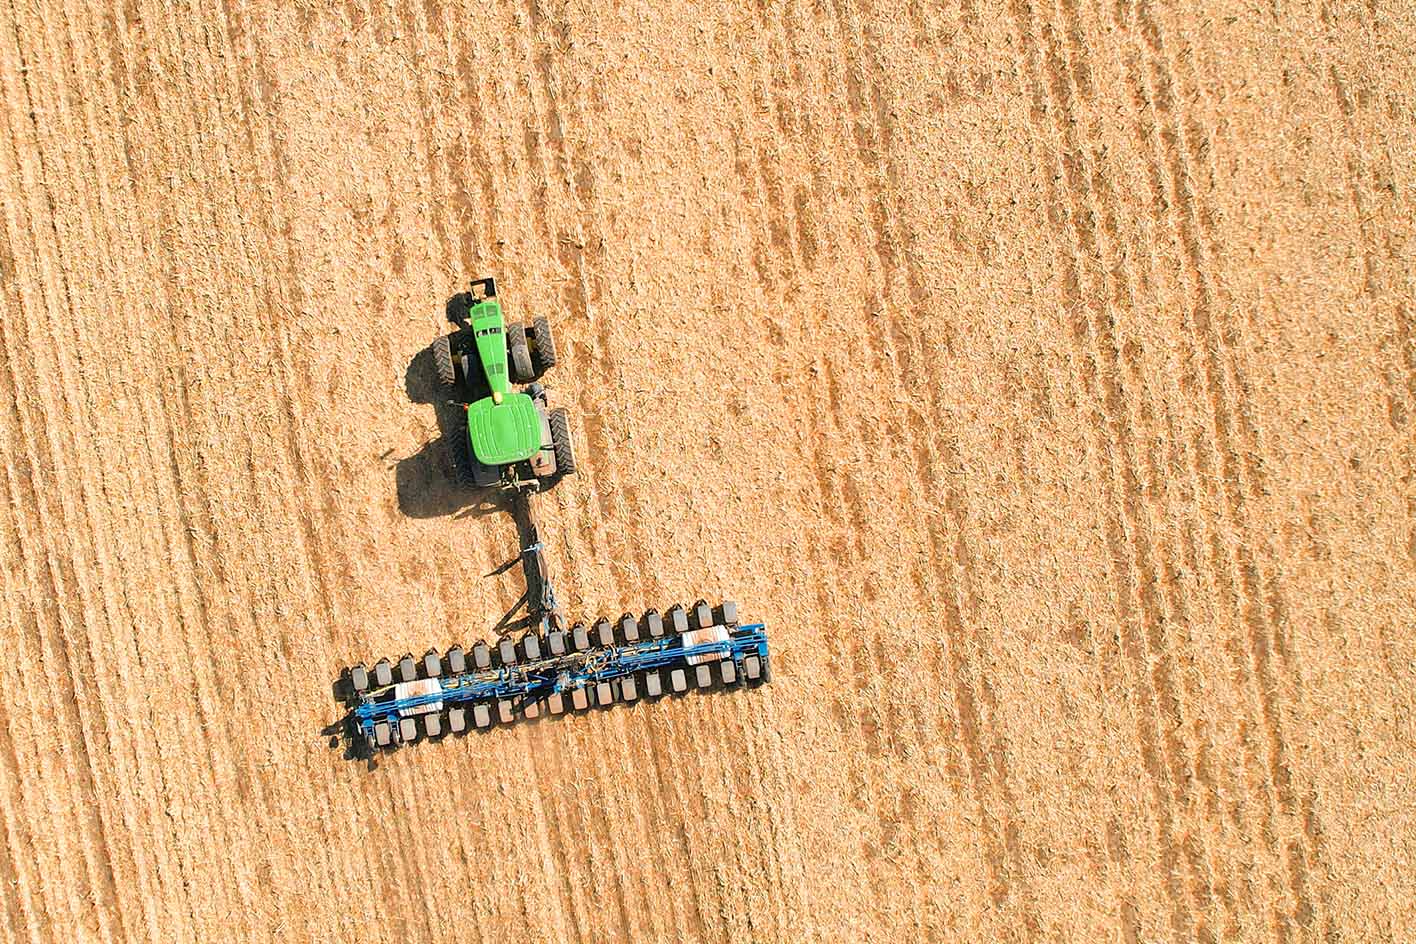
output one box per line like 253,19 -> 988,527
394,293 -> 505,520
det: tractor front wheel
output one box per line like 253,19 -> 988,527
549,408 -> 576,479
530,316 -> 557,376
433,335 -> 456,386
507,323 -> 534,384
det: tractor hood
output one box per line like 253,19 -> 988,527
466,393 -> 541,465
469,298 -> 510,399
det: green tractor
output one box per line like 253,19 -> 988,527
433,278 -> 577,491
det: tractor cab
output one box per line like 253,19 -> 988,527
466,392 -> 540,466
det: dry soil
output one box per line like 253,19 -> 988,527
1,0 -> 1414,941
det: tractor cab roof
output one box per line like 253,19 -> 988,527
466,392 -> 541,465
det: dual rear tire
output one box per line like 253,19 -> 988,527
549,407 -> 576,478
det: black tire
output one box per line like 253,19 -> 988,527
508,323 -> 534,383
530,316 -> 557,375
433,334 -> 456,386
445,423 -> 474,485
549,408 -> 576,477
471,456 -> 501,488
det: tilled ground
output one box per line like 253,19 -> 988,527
0,1 -> 1413,941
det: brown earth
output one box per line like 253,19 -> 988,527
1,0 -> 1413,941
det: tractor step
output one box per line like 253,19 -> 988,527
343,601 -> 769,753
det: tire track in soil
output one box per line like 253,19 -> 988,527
580,716 -> 662,944
54,3 -> 288,934
519,9 -> 761,941
1013,230 -> 1150,944
1005,0 -> 1224,939
9,339 -> 191,937
396,0 -> 525,615
21,11 -> 217,941
820,0 -> 1042,933
479,10 -> 666,942
0,335 -> 43,937
369,7 -> 542,933
1130,0 -> 1298,810
373,765 -> 437,939
454,48 -> 590,944
0,569 -> 76,941
1118,1 -> 1322,934
216,0 -> 351,654
201,5 -> 429,935
101,4 -> 315,934
0,36 -> 109,943
153,1 -> 367,928
614,212 -> 781,939
1045,1 -> 1236,938
0,360 -> 64,944
58,9 -> 222,937
415,9 -> 587,936
0,635 -> 36,940
1149,396 -> 1247,942
435,765 -> 492,944
1093,0 -> 1285,939
384,2 -> 505,663
220,0 -> 446,923
1121,31 -> 1285,944
89,4 -> 307,934
505,4 -> 607,574
0,12 -> 184,937
0,231 -> 108,941
576,715 -> 660,943
748,7 -> 981,932
0,86 -> 73,944
820,79 -> 964,944
839,0 -> 982,758
1087,17 -> 1270,942
1329,63 -> 1416,613
734,10 -> 948,928
526,726 -> 615,944
725,92 -> 901,941
756,1 -> 906,613
461,159 -> 593,944
788,367 -> 916,934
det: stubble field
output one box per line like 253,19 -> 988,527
1,0 -> 1413,941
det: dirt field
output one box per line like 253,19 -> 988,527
1,0 -> 1412,941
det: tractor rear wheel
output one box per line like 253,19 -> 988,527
507,323 -> 534,384
433,335 -> 456,386
549,408 -> 576,478
470,456 -> 501,488
530,316 -> 557,376
444,423 -> 474,485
